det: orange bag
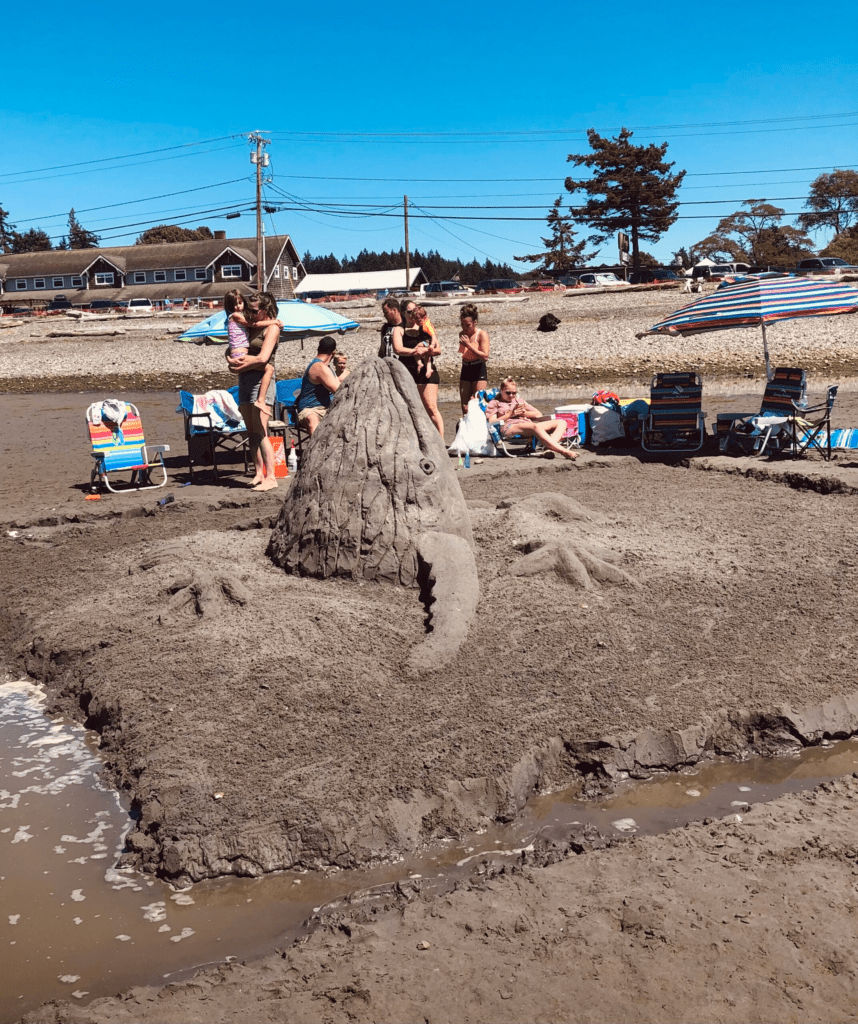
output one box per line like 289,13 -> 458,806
269,436 -> 290,479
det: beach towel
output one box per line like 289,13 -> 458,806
821,428 -> 858,449
191,390 -> 244,432
86,400 -> 128,444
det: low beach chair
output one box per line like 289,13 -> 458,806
721,367 -> 813,458
87,401 -> 169,493
178,385 -> 248,482
476,388 -> 537,457
640,372 -> 706,453
272,377 -> 308,465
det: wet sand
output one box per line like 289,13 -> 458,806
4,292 -> 858,1022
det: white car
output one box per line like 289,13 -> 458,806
573,272 -> 630,288
127,298 -> 154,310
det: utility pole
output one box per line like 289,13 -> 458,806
249,131 -> 270,290
404,195 -> 410,292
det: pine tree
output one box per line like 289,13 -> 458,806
67,209 -> 100,249
0,203 -> 16,253
514,197 -> 594,275
565,128 -> 685,271
10,228 -> 52,253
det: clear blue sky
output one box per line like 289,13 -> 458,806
2,1 -> 856,269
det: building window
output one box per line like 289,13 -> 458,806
16,279 -> 27,290
95,273 -> 114,286
52,277 -> 64,288
292,266 -> 298,280
174,270 -> 186,281
221,264 -> 241,279
272,266 -> 279,278
70,276 -> 82,287
154,270 -> 166,283
34,278 -> 46,289
133,272 -> 146,284
195,268 -> 207,281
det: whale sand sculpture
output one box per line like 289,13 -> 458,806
267,358 -> 478,672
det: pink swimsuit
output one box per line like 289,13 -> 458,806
227,316 -> 249,355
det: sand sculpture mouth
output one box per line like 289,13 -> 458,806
3,452 -> 858,886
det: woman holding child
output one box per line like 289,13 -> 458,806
392,299 -> 444,437
225,290 -> 282,492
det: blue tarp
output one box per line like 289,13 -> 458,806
178,300 -> 360,342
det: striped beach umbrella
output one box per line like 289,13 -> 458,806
638,276 -> 858,379
178,299 -> 360,342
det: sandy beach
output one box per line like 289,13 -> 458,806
3,288 -> 858,1023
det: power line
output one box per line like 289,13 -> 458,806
0,143 -> 247,187
14,178 -> 252,227
270,123 -> 858,144
0,134 -> 245,180
275,163 -> 858,184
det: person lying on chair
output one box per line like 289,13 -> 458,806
485,377 -> 578,461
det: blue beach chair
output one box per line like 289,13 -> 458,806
177,385 -> 248,482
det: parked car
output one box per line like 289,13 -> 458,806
127,298 -> 154,311
46,298 -> 75,312
628,269 -> 679,285
795,257 -> 858,277
86,299 -> 124,312
525,279 -> 565,292
421,281 -> 474,296
691,263 -> 751,281
570,272 -> 629,288
474,279 -> 524,294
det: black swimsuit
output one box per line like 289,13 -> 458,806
399,327 -> 440,385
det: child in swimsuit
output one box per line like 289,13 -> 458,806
404,305 -> 438,380
224,290 -> 281,412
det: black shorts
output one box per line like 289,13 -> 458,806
417,367 -> 441,386
460,360 -> 488,383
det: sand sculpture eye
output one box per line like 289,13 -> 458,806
420,458 -> 435,475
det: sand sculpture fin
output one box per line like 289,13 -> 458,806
405,531 -> 479,676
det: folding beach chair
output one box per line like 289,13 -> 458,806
640,372 -> 706,453
476,387 -> 537,457
786,384 -> 839,461
721,368 -> 820,458
177,385 -> 248,482
272,377 -> 309,465
87,401 -> 169,494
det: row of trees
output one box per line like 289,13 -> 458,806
516,130 -> 858,273
0,208 -> 221,254
0,207 -> 99,253
301,247 -> 517,285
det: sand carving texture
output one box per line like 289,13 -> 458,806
267,358 -> 479,671
497,492 -> 635,588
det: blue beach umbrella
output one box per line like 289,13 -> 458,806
638,276 -> 858,379
178,299 -> 360,342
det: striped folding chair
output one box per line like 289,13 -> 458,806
641,372 -> 706,453
88,402 -> 169,493
723,367 -> 809,457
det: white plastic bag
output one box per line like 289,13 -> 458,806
448,398 -> 496,457
589,404 -> 625,445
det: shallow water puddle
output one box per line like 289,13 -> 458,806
3,677 -> 858,1022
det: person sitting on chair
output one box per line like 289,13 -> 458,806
296,336 -> 340,436
485,377 -> 578,461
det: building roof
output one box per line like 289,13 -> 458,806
0,235 -> 301,280
295,268 -> 426,294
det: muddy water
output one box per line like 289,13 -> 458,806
3,678 -> 858,1022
